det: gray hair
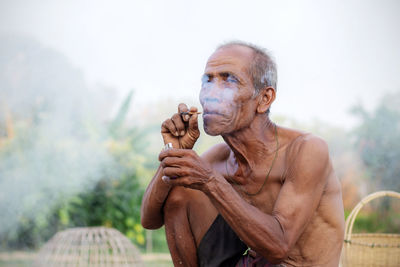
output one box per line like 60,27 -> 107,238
217,41 -> 277,96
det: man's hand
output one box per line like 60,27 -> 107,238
161,103 -> 200,149
159,148 -> 218,191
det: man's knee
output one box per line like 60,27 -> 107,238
164,186 -> 192,213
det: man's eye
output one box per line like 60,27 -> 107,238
227,74 -> 238,83
202,75 -> 211,84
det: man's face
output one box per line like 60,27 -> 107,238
200,45 -> 257,136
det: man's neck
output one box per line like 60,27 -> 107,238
222,114 -> 277,184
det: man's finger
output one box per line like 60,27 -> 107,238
161,157 -> 190,168
189,106 -> 198,113
161,119 -> 179,137
159,148 -> 196,161
159,148 -> 193,161
162,176 -> 191,187
188,113 -> 199,132
178,103 -> 189,113
171,113 -> 185,136
178,103 -> 190,122
163,166 -> 189,178
159,148 -> 192,162
162,176 -> 170,184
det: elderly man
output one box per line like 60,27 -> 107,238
141,41 -> 344,267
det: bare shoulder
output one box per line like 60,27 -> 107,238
293,133 -> 329,157
279,126 -> 330,163
278,126 -> 332,188
200,142 -> 231,164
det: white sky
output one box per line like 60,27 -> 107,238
1,0 -> 399,128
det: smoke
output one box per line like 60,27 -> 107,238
199,80 -> 236,115
0,34 -> 118,239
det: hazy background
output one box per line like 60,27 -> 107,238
1,0 -> 400,127
0,0 -> 399,265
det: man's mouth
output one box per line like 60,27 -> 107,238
203,112 -> 224,119
203,110 -> 223,116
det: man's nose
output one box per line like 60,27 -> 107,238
201,82 -> 224,98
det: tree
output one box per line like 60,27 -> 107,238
0,34 -> 151,250
352,91 -> 400,192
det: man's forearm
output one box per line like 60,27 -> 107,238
204,175 -> 288,263
141,165 -> 172,229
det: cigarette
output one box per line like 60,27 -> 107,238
180,111 -> 202,115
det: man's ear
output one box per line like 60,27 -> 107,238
257,86 -> 276,114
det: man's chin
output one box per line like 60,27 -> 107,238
203,123 -> 227,136
202,115 -> 232,136
204,129 -> 220,136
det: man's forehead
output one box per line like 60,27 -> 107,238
206,45 -> 254,70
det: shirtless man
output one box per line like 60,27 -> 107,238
141,41 -> 344,266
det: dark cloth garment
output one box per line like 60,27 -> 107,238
235,254 -> 286,267
197,214 -> 286,267
197,214 -> 248,267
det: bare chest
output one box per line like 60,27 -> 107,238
214,153 -> 288,213
233,172 -> 283,213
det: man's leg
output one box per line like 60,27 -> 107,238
163,186 -> 218,267
164,187 -> 198,266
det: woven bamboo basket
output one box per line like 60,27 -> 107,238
341,191 -> 400,267
34,227 -> 143,267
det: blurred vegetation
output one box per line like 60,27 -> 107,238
0,34 -> 399,258
0,90 -> 170,252
352,210 -> 400,234
344,92 -> 400,234
0,34 -> 169,253
352,91 -> 400,192
344,196 -> 400,234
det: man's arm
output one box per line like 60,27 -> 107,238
160,135 -> 329,263
141,103 -> 200,229
141,165 -> 172,229
209,135 -> 329,263
141,141 -> 230,229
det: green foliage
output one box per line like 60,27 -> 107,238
352,211 -> 400,234
0,35 -> 168,253
148,228 -> 170,253
0,90 -> 161,251
345,199 -> 400,234
61,174 -> 145,246
352,92 -> 400,191
49,91 -> 151,248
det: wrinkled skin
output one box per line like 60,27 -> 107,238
141,45 -> 345,266
199,48 -> 257,136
